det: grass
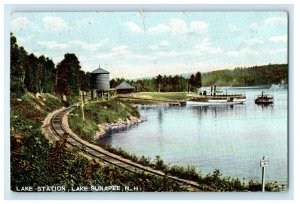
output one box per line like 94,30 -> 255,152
134,92 -> 189,101
119,98 -> 160,105
10,92 -> 63,135
68,98 -> 140,140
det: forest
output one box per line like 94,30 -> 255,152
111,64 -> 288,92
10,33 -> 90,101
201,64 -> 288,87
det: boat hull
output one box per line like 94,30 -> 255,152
186,99 -> 246,106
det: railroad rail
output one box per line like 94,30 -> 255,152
50,107 -> 201,190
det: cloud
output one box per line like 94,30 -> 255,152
148,45 -> 160,50
11,17 -> 32,29
245,38 -> 264,46
268,47 -> 287,54
42,16 -> 71,32
264,17 -> 286,26
37,39 -> 108,51
37,41 -> 69,49
169,18 -> 188,35
70,39 -> 109,51
228,23 -> 242,33
147,19 -> 208,35
147,24 -> 170,34
98,45 -> 151,60
190,21 -> 208,32
269,35 -> 287,42
194,38 -> 221,54
226,48 -> 260,57
249,22 -> 259,32
156,50 -> 181,57
124,22 -> 144,33
159,40 -> 170,46
249,16 -> 287,32
148,40 -> 170,50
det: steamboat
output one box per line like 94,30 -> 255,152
186,85 -> 246,106
255,91 -> 274,104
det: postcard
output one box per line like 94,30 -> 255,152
10,11 -> 288,192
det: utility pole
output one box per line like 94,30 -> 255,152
260,156 -> 269,192
81,90 -> 85,121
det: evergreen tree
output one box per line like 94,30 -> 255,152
188,74 -> 195,92
42,57 -> 56,93
24,53 -> 39,94
10,33 -> 26,97
195,71 -> 202,88
156,75 -> 163,92
65,53 -> 81,96
55,53 -> 81,98
55,60 -> 69,97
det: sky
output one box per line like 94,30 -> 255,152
10,12 -> 288,79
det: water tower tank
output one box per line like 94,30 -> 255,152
90,66 -> 110,90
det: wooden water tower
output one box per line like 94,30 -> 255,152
90,65 -> 110,100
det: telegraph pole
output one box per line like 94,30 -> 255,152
81,90 -> 85,121
260,156 -> 269,192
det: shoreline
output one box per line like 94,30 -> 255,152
95,115 -> 147,139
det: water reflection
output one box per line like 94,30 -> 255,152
99,89 -> 287,183
256,103 -> 274,110
100,124 -> 139,144
187,104 -> 245,119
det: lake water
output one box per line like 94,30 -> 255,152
100,88 -> 288,185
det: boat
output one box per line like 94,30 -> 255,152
186,85 -> 246,106
255,92 -> 274,104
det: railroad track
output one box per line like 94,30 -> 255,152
50,107 -> 201,190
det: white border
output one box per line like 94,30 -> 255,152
1,1 -> 297,202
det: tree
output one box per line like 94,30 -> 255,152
24,53 -> 39,93
110,79 -> 118,88
55,53 -> 81,99
195,71 -> 202,88
55,60 -> 69,98
188,74 -> 195,92
83,72 -> 91,92
10,33 -> 26,97
65,54 -> 81,96
155,75 -> 162,92
42,57 -> 56,93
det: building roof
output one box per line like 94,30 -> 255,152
91,67 -> 109,74
116,81 -> 134,90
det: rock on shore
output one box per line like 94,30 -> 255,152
95,115 -> 146,139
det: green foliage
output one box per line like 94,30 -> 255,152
10,92 -> 63,135
10,34 -> 90,104
55,53 -> 83,97
68,98 -> 139,140
68,112 -> 98,140
110,64 -> 288,93
154,155 -> 168,171
248,180 -> 281,192
11,33 -> 57,97
10,33 -> 26,97
134,92 -> 188,101
198,169 -> 245,192
202,64 -> 288,87
167,165 -> 200,182
11,129 -> 185,192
